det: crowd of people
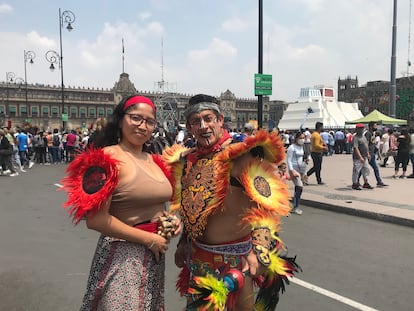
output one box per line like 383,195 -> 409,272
0,118 -> 111,177
222,121 -> 414,215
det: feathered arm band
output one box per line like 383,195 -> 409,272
61,147 -> 120,224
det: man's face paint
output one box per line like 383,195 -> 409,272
187,110 -> 224,148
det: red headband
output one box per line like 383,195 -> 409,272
123,95 -> 156,112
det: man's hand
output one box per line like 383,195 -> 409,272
242,251 -> 266,277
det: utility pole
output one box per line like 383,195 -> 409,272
257,0 -> 263,129
390,0 -> 397,118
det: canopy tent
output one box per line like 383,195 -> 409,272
345,109 -> 407,125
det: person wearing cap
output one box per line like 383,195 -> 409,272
164,94 -> 299,311
62,95 -> 181,310
352,123 -> 374,190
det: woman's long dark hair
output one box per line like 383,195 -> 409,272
93,95 -> 139,148
400,128 -> 411,144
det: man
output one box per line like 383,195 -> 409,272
175,125 -> 185,145
50,128 -> 62,164
306,122 -> 328,184
236,122 -> 255,142
352,124 -> 374,190
16,129 -> 34,169
334,129 -> 345,154
409,128 -> 414,178
65,130 -> 77,162
3,127 -> 24,172
164,94 -> 299,311
364,122 -> 388,187
303,127 -> 311,157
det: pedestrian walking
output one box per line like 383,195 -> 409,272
287,132 -> 310,215
409,128 -> 414,178
352,124 -> 373,190
393,128 -> 411,179
364,122 -> 388,187
306,121 -> 328,184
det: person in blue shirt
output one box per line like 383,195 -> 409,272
16,129 -> 34,169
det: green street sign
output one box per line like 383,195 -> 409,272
254,73 -> 272,96
62,113 -> 68,122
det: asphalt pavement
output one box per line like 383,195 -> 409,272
1,156 -> 413,310
294,153 -> 414,227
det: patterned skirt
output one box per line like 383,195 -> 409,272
80,235 -> 165,311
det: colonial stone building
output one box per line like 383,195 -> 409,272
0,72 -> 285,132
337,75 -> 414,126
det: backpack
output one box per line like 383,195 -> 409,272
52,134 -> 60,147
34,135 -> 44,147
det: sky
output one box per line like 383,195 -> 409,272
0,0 -> 412,102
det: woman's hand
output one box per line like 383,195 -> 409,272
148,233 -> 169,263
289,169 -> 300,179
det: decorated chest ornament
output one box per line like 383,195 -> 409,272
61,147 -> 120,224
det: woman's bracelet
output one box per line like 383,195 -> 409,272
148,240 -> 155,249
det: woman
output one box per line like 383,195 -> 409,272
393,128 -> 411,179
382,128 -> 398,167
62,95 -> 180,311
286,132 -> 309,215
0,129 -> 19,176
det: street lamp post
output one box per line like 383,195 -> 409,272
45,8 -> 75,131
5,72 -> 15,116
23,50 -> 35,122
14,77 -> 26,121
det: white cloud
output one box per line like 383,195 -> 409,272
188,38 -> 237,61
0,3 -> 12,14
139,11 -> 151,20
1,0 -> 411,102
26,31 -> 55,48
147,21 -> 164,36
222,17 -> 248,32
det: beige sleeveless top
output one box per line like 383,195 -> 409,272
109,145 -> 172,225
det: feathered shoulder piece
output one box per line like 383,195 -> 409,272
151,153 -> 172,184
61,147 -> 120,224
161,144 -> 190,212
216,129 -> 285,164
162,144 -> 192,164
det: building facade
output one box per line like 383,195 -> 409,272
338,75 -> 414,127
0,72 -> 283,132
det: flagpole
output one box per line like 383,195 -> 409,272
122,38 -> 125,73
